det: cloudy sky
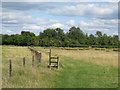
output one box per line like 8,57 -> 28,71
1,2 -> 118,35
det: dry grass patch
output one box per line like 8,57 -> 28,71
2,46 -> 58,88
41,48 -> 118,68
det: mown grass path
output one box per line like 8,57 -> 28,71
55,56 -> 118,88
34,47 -> 118,88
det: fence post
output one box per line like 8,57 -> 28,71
23,57 -> 25,67
9,60 -> 12,77
32,55 -> 34,66
39,53 -> 42,64
49,49 -> 51,65
49,49 -> 51,58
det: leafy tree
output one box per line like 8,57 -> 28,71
68,27 -> 85,44
96,31 -> 102,37
1,27 -> 119,48
88,34 -> 97,45
55,28 -> 65,41
20,31 -> 36,46
95,31 -> 103,45
101,34 -> 109,45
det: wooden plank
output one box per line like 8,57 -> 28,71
48,65 -> 58,67
50,57 -> 59,59
50,61 -> 58,63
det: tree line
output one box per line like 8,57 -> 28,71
1,27 -> 119,48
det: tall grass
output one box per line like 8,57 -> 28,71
2,46 -> 118,88
2,46 -> 58,88
52,49 -> 118,68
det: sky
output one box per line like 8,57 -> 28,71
1,1 -> 119,36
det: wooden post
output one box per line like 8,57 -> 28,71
49,49 -> 51,65
9,60 -> 12,77
32,55 -> 34,66
49,50 -> 52,70
36,52 -> 39,60
23,57 -> 25,67
49,49 -> 51,58
39,53 -> 42,64
57,57 -> 59,70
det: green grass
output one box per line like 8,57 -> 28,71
33,47 -> 118,88
2,46 -> 119,88
55,56 -> 118,88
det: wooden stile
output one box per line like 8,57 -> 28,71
48,49 -> 59,70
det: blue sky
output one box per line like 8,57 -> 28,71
1,2 -> 118,36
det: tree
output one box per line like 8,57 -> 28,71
68,26 -> 85,44
95,31 -> 103,45
101,34 -> 109,45
20,31 -> 36,46
96,31 -> 102,37
88,34 -> 97,45
55,28 -> 65,41
39,29 -> 57,46
112,35 -> 119,46
1,27 -> 120,48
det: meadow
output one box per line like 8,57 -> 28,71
2,45 -> 119,88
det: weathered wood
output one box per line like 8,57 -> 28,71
39,53 -> 42,64
48,49 -> 60,70
49,49 -> 51,58
49,49 -> 51,65
57,57 -> 59,70
50,57 -> 59,59
23,57 -> 25,67
9,60 -> 12,77
32,55 -> 34,66
28,47 -> 42,64
50,61 -> 58,63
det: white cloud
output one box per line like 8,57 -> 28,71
88,28 -> 109,31
2,11 -> 23,20
79,19 -> 118,28
49,23 -> 63,28
2,2 -> 118,36
79,21 -> 90,26
48,23 -> 70,30
47,3 -> 117,19
113,32 -> 118,35
2,11 -> 60,34
2,2 -> 118,20
78,19 -> 118,35
2,11 -> 59,25
2,30 -> 13,33
21,23 -> 70,33
23,24 -> 43,30
3,20 -> 18,23
2,0 -> 119,2
66,20 -> 77,26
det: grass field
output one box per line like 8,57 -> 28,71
2,46 -> 119,88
